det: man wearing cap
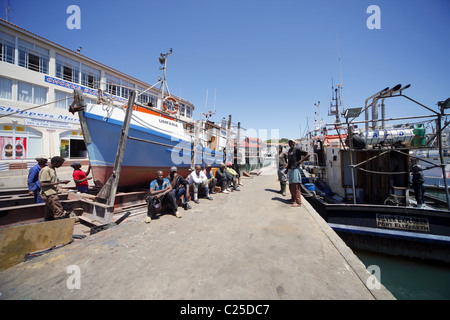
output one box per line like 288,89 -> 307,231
28,155 -> 48,203
168,166 -> 191,210
39,156 -> 70,220
71,162 -> 92,193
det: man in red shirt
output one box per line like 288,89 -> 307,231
70,162 -> 92,193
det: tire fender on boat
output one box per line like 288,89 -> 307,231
163,96 -> 179,115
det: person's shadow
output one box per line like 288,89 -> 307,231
265,188 -> 291,204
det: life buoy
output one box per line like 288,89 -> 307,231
163,96 -> 179,115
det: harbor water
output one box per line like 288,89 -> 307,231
354,155 -> 450,300
354,249 -> 450,300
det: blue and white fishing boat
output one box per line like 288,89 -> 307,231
72,50 -> 232,189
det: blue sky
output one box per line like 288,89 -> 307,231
3,0 -> 450,140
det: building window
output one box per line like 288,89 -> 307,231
18,81 -> 47,105
121,79 -> 134,100
106,74 -> 135,99
18,39 -> 49,74
0,77 -> 12,100
55,90 -> 73,110
106,74 -> 119,97
0,31 -> 15,64
55,53 -> 80,83
81,64 -> 101,89
137,88 -> 158,107
0,125 -> 42,160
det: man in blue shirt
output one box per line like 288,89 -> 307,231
146,169 -> 181,223
27,155 -> 48,203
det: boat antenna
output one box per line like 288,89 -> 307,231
202,88 -> 217,120
314,101 -> 321,134
158,48 -> 173,101
335,27 -> 344,123
213,88 -> 217,114
4,0 -> 12,22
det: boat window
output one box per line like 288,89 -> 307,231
186,106 -> 192,119
179,103 -> 186,117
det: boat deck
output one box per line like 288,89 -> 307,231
0,165 -> 395,301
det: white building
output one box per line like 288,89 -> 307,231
0,18 -> 195,172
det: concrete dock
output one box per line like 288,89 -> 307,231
0,165 -> 395,301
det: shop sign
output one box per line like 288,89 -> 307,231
25,118 -> 73,129
0,106 -> 79,124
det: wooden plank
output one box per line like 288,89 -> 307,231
0,218 -> 75,271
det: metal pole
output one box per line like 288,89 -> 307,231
347,119 -> 357,204
226,115 -> 232,163
96,91 -> 136,208
437,114 -> 450,210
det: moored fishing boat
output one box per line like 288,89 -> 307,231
300,84 -> 450,263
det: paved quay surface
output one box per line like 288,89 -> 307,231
0,165 -> 395,300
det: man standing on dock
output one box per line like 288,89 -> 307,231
39,156 -> 70,220
278,145 -> 288,196
286,140 -> 310,207
70,162 -> 92,193
27,155 -> 48,203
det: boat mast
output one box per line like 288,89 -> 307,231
158,48 -> 173,106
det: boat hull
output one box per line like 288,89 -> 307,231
301,185 -> 450,263
80,104 -> 227,189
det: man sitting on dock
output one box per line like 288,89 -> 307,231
146,170 -> 181,223
168,166 -> 191,210
215,163 -> 231,194
204,165 -> 217,194
188,165 -> 213,203
39,156 -> 71,221
226,161 -> 240,191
